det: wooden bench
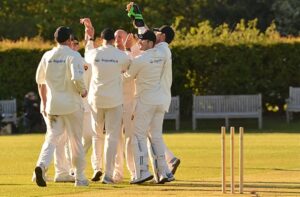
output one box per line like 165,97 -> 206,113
192,94 -> 262,129
164,96 -> 180,130
286,87 -> 300,123
0,99 -> 17,125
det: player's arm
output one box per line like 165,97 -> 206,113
123,55 -> 143,80
70,54 -> 88,97
37,84 -> 47,116
80,17 -> 96,50
36,55 -> 47,115
126,2 -> 148,34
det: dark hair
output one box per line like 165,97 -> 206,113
101,28 -> 115,41
137,30 -> 156,44
54,26 -> 72,43
71,35 -> 79,42
153,25 -> 175,44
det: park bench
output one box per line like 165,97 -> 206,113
192,94 -> 262,130
0,99 -> 17,125
286,87 -> 300,123
164,96 -> 180,130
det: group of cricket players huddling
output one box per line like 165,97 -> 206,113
33,2 -> 181,187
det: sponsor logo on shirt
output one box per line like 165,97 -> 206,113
95,59 -> 118,63
101,58 -> 119,63
95,59 -> 119,63
48,59 -> 66,64
150,59 -> 163,64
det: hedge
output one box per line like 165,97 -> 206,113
171,43 -> 300,117
1,43 -> 300,118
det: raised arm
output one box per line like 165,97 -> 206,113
80,17 -> 96,50
126,2 -> 148,34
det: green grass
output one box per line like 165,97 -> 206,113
0,132 -> 299,197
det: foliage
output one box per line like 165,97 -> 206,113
0,37 -> 52,51
0,49 -> 46,114
1,20 -> 300,118
1,0 -> 300,40
167,19 -> 300,117
271,0 -> 300,36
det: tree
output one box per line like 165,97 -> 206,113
271,0 -> 300,36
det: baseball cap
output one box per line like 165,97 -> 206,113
137,30 -> 156,43
101,28 -> 115,40
153,25 -> 175,44
54,26 -> 72,43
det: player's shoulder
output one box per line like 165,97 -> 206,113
70,50 -> 82,58
114,47 -> 130,60
43,47 -> 56,58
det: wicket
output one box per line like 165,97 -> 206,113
221,126 -> 244,194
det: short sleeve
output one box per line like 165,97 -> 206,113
36,55 -> 46,84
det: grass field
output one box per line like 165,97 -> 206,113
0,132 -> 299,197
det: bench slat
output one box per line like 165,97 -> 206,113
193,94 -> 262,129
286,87 -> 300,123
0,99 -> 17,125
164,96 -> 180,130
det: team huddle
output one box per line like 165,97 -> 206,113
33,2 -> 180,187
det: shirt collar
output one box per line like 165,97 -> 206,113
57,44 -> 70,49
155,42 -> 168,47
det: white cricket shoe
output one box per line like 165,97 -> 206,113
74,179 -> 89,187
102,175 -> 115,184
130,171 -> 153,184
113,171 -> 123,183
166,172 -> 175,182
54,173 -> 75,182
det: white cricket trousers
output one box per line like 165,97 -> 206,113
36,109 -> 86,181
132,100 -> 169,176
54,111 -> 95,176
91,105 -> 123,178
114,101 -> 135,178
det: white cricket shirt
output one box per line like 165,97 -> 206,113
124,47 -> 165,105
155,42 -> 173,112
36,44 -> 86,115
86,44 -> 130,108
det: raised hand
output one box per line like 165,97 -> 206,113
80,18 -> 95,40
124,33 -> 137,49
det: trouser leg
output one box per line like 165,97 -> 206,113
82,111 -> 93,153
36,115 -> 64,169
131,101 -> 154,179
123,101 -> 135,179
91,108 -> 105,172
54,131 -> 71,176
113,126 -> 124,178
103,105 -> 123,178
64,109 -> 86,181
148,105 -> 171,182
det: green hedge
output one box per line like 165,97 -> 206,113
1,43 -> 300,118
170,43 -> 300,117
0,49 -> 46,114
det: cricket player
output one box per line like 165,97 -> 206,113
85,28 -> 130,184
123,30 -> 172,184
34,26 -> 88,187
80,18 -> 106,182
113,29 -> 142,182
60,36 -> 95,178
126,2 -> 181,176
